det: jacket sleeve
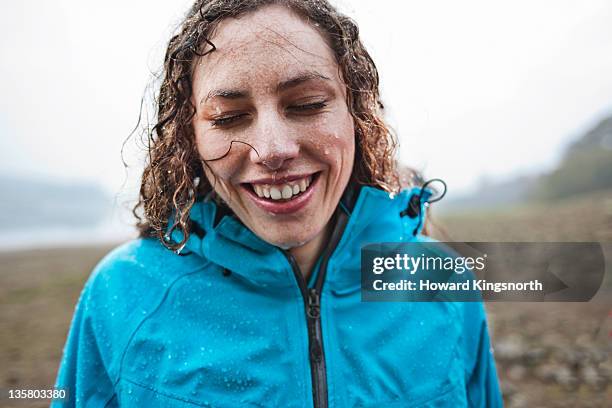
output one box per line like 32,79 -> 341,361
462,301 -> 504,407
52,280 -> 117,407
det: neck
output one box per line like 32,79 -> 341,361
289,219 -> 333,282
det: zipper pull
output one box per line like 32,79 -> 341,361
307,288 -> 320,319
308,288 -> 323,363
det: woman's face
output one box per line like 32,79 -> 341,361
191,5 -> 355,248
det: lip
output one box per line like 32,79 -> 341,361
245,173 -> 315,185
241,172 -> 320,215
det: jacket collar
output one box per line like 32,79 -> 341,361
171,184 -> 430,288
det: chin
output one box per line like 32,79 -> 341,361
254,226 -> 319,250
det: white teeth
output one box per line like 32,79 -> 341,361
270,187 -> 282,200
281,185 -> 293,199
251,175 -> 315,201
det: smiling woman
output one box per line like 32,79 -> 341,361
191,6 -> 356,274
53,0 -> 502,407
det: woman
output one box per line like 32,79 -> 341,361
54,0 -> 502,406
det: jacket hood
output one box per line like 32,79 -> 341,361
169,183 -> 432,289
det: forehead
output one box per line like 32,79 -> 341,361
192,5 -> 342,91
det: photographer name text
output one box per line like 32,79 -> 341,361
372,279 -> 543,293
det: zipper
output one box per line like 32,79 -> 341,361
283,210 -> 349,408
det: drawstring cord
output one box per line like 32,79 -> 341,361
400,178 -> 447,236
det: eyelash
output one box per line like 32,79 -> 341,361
210,101 -> 328,127
290,101 -> 328,111
211,114 -> 247,127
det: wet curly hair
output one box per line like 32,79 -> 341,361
134,0 -> 407,250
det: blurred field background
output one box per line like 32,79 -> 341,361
437,194 -> 612,408
429,116 -> 612,407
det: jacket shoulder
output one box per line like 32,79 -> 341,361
88,237 -> 209,290
79,238 -> 212,377
84,237 -> 212,333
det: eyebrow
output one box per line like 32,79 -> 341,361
201,72 -> 332,105
276,72 -> 331,93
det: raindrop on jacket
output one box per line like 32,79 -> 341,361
53,185 -> 503,407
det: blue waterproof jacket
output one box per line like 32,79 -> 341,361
54,184 -> 503,407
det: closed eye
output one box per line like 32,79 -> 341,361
210,113 -> 248,128
209,101 -> 328,127
288,101 -> 328,112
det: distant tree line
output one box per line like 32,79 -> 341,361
532,115 -> 612,201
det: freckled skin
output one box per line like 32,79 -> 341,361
191,5 -> 355,275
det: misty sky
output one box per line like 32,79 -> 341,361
1,0 -> 611,199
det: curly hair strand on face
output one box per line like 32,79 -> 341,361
134,0 -> 402,250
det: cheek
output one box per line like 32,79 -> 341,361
319,116 -> 355,170
196,136 -> 241,183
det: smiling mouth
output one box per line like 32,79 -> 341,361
243,173 -> 319,202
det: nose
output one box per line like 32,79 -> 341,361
250,112 -> 300,171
